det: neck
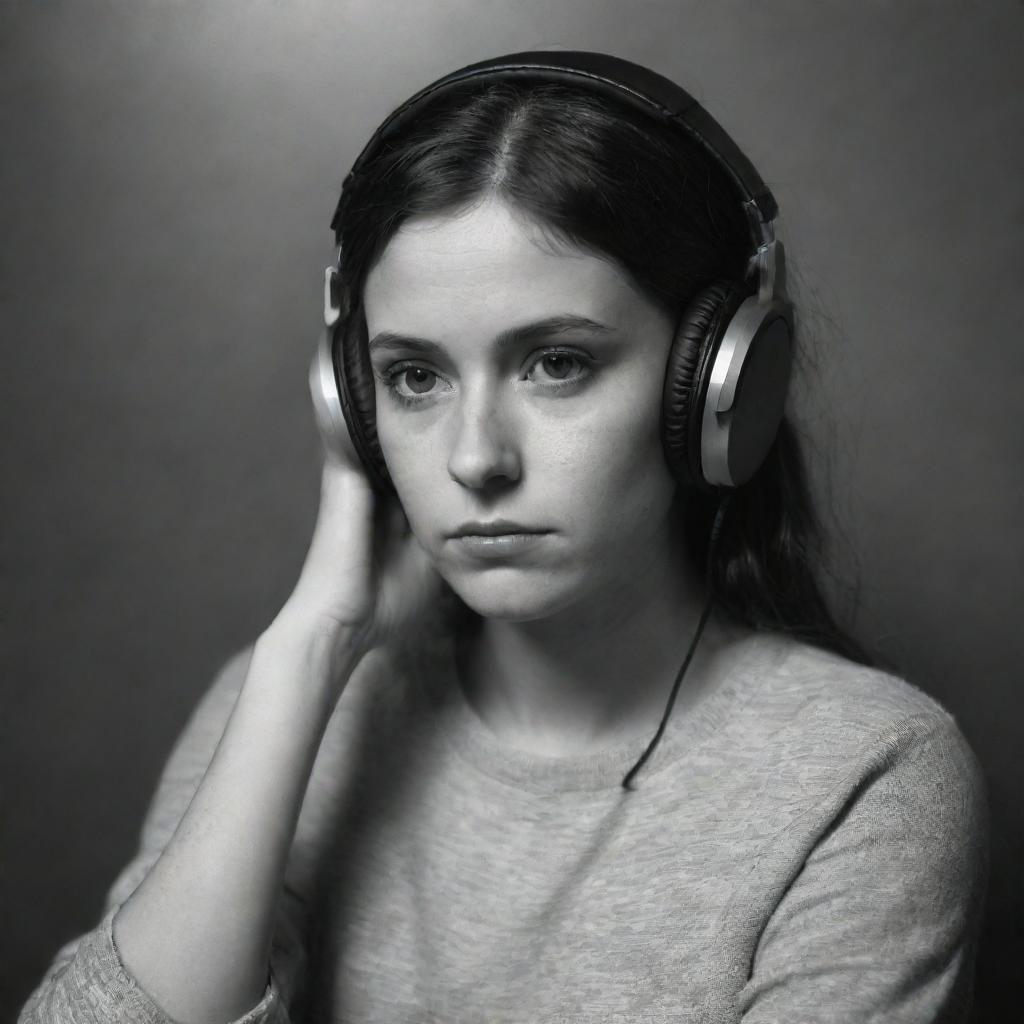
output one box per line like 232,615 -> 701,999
457,523 -> 745,757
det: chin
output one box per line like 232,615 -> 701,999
442,566 -> 581,623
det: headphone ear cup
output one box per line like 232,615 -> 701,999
310,325 -> 363,468
335,306 -> 394,494
662,281 -> 745,491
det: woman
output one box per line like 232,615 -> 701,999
21,51 -> 988,1023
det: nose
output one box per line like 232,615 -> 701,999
446,389 -> 521,491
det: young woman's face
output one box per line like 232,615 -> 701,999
363,196 -> 680,622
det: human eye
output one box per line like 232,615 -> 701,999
375,362 -> 450,407
523,347 -> 595,392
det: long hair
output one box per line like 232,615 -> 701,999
332,79 -> 875,668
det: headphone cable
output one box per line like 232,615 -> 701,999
621,491 -> 732,790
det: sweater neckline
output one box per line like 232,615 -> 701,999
412,624 -> 789,794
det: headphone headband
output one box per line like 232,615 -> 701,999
330,50 -> 779,259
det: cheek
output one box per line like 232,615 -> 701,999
375,410 -> 441,523
534,388 -> 674,525
581,361 -> 667,467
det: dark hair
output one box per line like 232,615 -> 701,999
334,79 -> 876,668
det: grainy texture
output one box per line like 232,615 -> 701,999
3,3 -> 1019,1018
19,630 -> 988,1023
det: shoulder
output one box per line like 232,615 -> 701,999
727,632 -> 989,895
731,637 -> 990,1018
738,631 -> 973,761
726,632 -> 988,840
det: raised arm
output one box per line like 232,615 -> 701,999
19,451 -> 441,1024
109,622 -> 363,1022
16,624 -> 360,1024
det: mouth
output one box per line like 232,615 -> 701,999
448,519 -> 551,539
446,520 -> 553,559
449,534 -> 550,558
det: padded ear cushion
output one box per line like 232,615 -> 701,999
334,301 -> 394,494
662,281 -> 747,490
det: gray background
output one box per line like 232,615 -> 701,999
2,1 -> 1020,1019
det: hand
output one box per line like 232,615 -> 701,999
282,449 -> 440,651
274,343 -> 443,679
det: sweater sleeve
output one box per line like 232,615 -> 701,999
18,645 -> 303,1024
738,712 -> 990,1024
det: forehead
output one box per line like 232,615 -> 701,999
362,198 -> 648,335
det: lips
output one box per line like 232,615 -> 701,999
449,519 -> 550,538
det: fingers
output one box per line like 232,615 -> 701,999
320,459 -> 375,571
376,531 -> 444,643
288,464 -> 443,652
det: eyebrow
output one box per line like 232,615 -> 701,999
367,314 -> 615,356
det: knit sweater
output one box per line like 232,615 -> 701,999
19,629 -> 989,1023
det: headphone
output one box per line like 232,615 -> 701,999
310,49 -> 794,496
